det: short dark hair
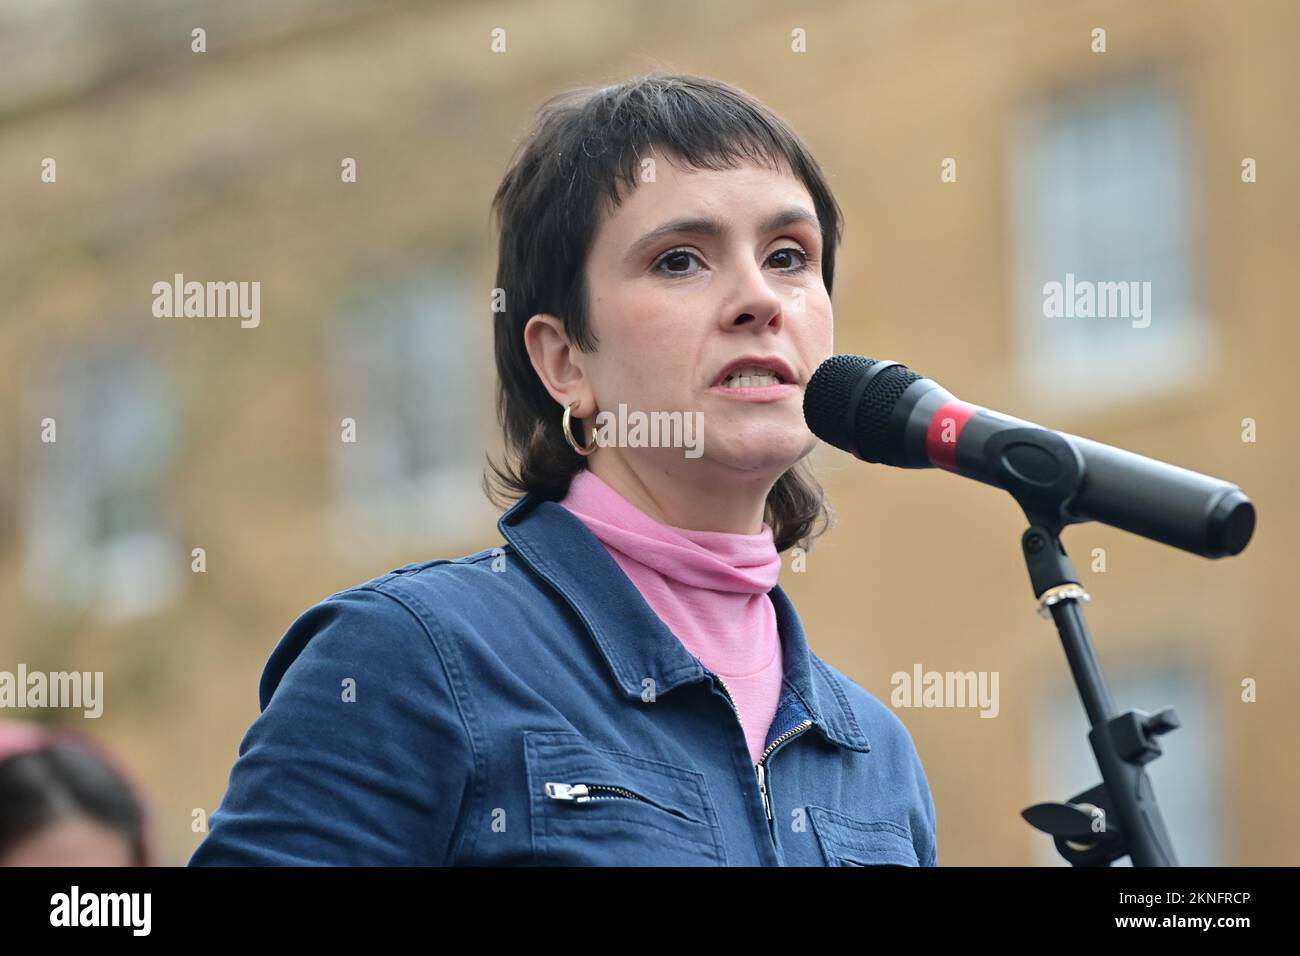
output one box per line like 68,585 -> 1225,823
485,72 -> 842,552
0,744 -> 150,865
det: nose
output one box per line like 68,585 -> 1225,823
718,256 -> 785,333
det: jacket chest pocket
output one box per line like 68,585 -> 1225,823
808,805 -> 919,866
524,730 -> 727,866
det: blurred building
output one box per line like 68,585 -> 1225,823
0,0 -> 1294,864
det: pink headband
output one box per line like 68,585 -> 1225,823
0,721 -> 54,762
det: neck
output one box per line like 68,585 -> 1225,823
585,452 -> 774,535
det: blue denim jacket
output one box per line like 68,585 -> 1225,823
190,491 -> 938,866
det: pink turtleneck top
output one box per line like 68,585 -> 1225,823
558,468 -> 785,765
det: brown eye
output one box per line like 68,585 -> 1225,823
653,249 -> 703,276
769,246 -> 811,271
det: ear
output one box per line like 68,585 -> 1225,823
523,314 -> 594,416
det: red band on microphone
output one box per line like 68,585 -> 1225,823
926,399 -> 982,470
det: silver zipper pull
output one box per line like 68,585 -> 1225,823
756,764 -> 772,821
544,782 -> 592,801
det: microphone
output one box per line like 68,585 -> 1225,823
803,355 -> 1255,558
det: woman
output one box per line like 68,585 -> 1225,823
191,72 -> 937,867
0,721 -> 157,866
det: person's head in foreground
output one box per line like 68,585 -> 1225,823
0,721 -> 155,866
487,71 -> 843,546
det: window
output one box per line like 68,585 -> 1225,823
327,271 -> 491,552
1007,79 -> 1211,413
23,343 -> 180,620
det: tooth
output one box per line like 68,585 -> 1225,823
724,372 -> 780,387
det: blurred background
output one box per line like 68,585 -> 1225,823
0,0 -> 1295,865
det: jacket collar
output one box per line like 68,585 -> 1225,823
498,492 -> 871,754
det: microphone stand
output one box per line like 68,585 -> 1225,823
987,427 -> 1181,866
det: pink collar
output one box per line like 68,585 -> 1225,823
558,468 -> 781,594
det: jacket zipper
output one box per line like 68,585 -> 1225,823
756,718 -> 815,821
545,781 -> 644,803
713,674 -> 813,824
543,781 -> 693,821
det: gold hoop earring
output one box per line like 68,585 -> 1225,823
562,400 -> 597,456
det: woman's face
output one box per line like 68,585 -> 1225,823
579,154 -> 834,484
0,816 -> 137,866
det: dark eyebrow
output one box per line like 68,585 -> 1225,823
625,206 -> 821,262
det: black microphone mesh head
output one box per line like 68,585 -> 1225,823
804,355 -> 876,452
856,364 -> 922,461
804,355 -> 922,462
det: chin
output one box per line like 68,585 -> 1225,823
704,438 -> 807,477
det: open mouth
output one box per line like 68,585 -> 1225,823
717,365 -> 787,388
